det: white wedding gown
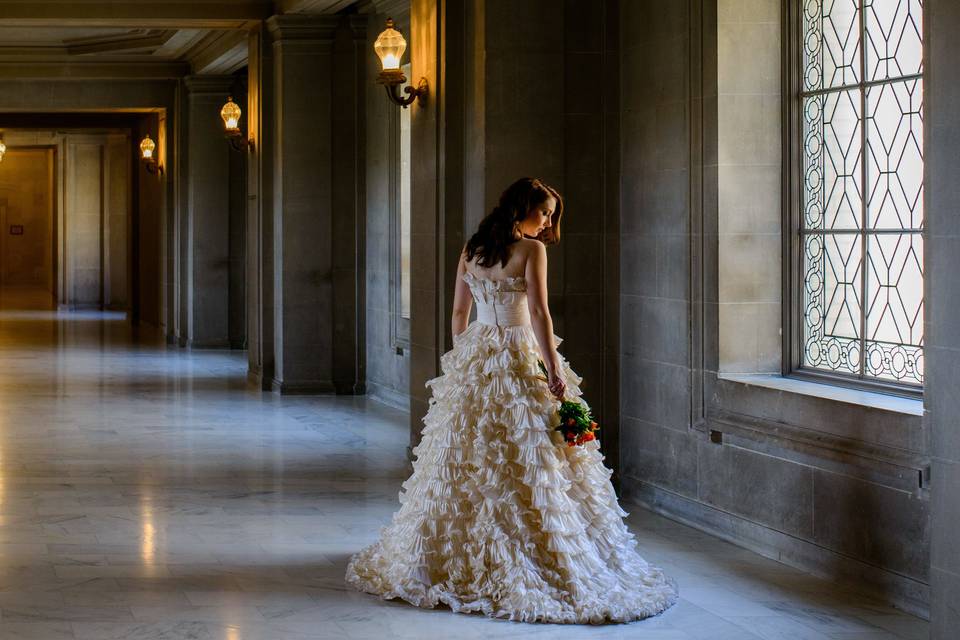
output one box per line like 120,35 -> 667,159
345,271 -> 679,624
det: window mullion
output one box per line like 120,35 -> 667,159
857,0 -> 868,381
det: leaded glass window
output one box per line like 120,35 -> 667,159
800,0 -> 923,387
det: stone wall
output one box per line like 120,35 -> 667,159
926,1 -> 960,636
716,0 -> 781,373
619,0 -> 930,616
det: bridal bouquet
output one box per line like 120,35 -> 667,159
537,360 -> 600,447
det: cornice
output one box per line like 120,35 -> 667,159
0,61 -> 189,79
265,14 -> 341,42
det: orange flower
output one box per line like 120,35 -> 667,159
589,421 -> 597,430
583,432 -> 595,442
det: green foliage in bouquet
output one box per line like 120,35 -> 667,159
538,360 -> 600,447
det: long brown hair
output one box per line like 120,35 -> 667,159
464,177 -> 563,268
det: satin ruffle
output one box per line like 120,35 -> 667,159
345,274 -> 679,624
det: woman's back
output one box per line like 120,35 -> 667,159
463,238 -> 537,282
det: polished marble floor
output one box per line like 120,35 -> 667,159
0,309 -> 930,639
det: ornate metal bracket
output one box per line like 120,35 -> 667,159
377,71 -> 428,109
226,132 -> 254,153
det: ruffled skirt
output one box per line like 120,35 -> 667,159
345,321 -> 679,624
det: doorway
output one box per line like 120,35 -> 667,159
0,147 -> 55,310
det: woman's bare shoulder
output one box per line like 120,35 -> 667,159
515,237 -> 545,253
518,238 -> 546,259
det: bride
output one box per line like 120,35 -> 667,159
345,177 -> 678,624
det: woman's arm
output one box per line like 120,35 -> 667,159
451,249 -> 473,338
525,241 -> 566,399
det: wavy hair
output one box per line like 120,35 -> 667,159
464,177 -> 563,268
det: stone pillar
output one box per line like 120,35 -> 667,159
927,1 -> 960,636
407,0 -> 619,465
246,25 -> 273,385
184,75 -> 233,348
265,15 -> 354,393
408,0 -> 457,451
331,17 -> 367,394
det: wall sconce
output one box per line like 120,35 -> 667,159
139,134 -> 162,174
374,18 -> 428,108
221,96 -> 252,152
0,135 -> 7,163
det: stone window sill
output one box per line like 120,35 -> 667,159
717,373 -> 924,416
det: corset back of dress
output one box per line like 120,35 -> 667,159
463,272 -> 530,327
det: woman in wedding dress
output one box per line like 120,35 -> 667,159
345,177 -> 679,624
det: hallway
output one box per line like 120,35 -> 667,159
0,310 -> 929,640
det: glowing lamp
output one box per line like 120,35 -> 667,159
220,96 -> 242,134
373,18 -> 427,108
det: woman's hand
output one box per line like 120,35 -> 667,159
547,362 -> 566,400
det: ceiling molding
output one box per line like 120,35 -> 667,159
186,30 -> 248,75
153,28 -> 209,58
63,29 -> 176,56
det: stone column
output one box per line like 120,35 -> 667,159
927,1 -> 960,636
266,15 -> 338,393
184,75 -> 233,348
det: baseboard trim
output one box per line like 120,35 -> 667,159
270,378 -> 336,395
622,478 -> 930,619
367,381 -> 411,411
185,339 -> 233,350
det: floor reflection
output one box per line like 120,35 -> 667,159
0,309 -> 928,639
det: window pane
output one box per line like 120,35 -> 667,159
803,90 -> 862,231
865,0 -> 923,81
802,232 -> 863,375
865,78 -> 923,230
803,0 -> 861,92
798,0 -> 924,390
865,233 -> 923,383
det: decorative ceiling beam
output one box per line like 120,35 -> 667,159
274,0 -> 356,14
0,2 -> 272,28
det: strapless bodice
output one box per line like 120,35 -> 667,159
462,271 -> 529,327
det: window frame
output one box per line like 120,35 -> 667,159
388,61 -> 411,350
783,0 -> 924,399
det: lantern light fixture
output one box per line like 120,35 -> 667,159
0,135 -> 6,163
374,18 -> 428,108
220,96 -> 252,152
139,134 -> 161,174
